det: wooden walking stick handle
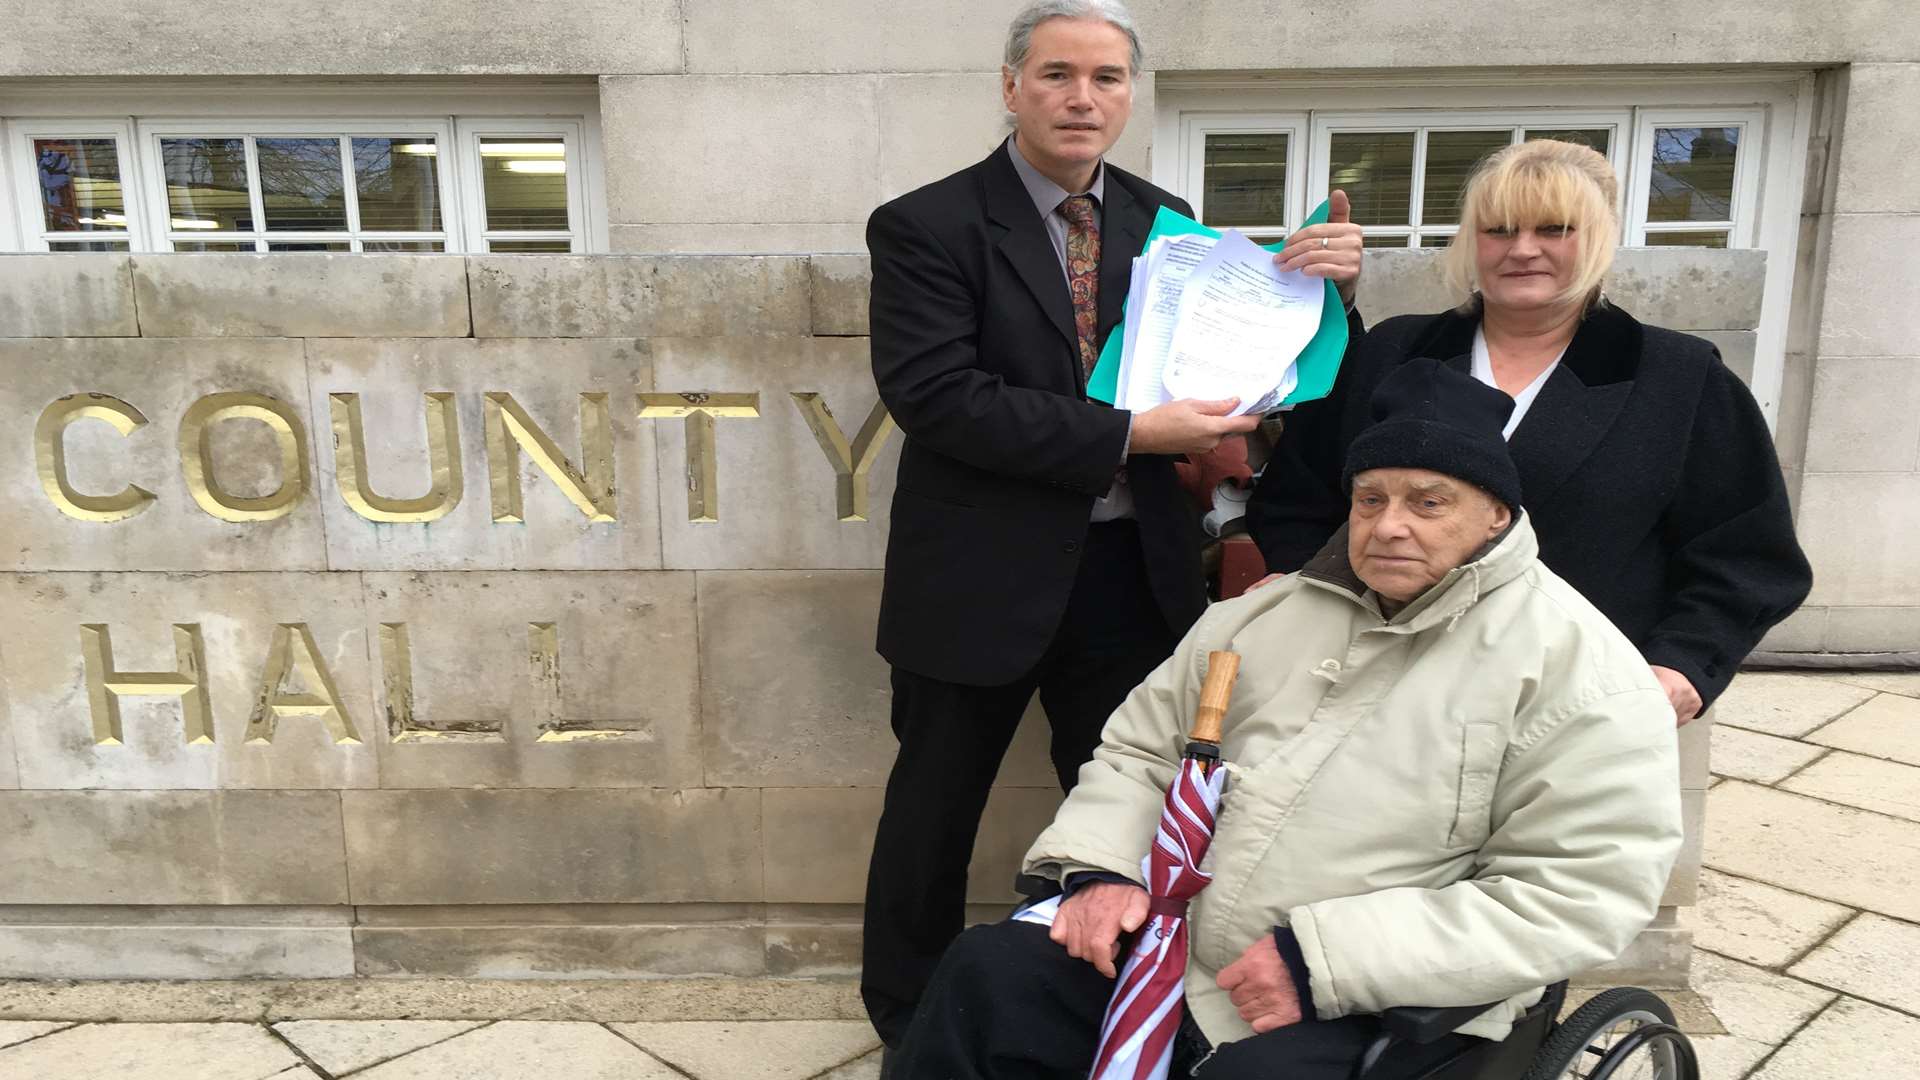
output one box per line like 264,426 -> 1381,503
1190,650 -> 1241,746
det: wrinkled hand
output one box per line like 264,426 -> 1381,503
1650,665 -> 1702,725
1216,935 -> 1304,1033
1051,881 -> 1150,978
1132,397 -> 1262,456
1273,189 -> 1364,305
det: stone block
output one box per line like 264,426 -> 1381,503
360,571 -> 701,789
272,1021 -> 486,1078
0,255 -> 137,336
649,337 -> 900,569
1710,724 -> 1826,784
1817,214 -> 1920,357
466,256 -> 812,338
611,224 -> 870,256
1751,997 -> 1920,1080
1607,248 -> 1767,330
1824,606 -> 1920,653
610,1020 -> 881,1080
0,701 -> 16,790
1662,787 -> 1706,908
1798,472 -> 1920,607
1353,250 -> 1456,320
353,924 -> 766,978
1576,919 -> 1691,988
810,255 -> 873,336
1806,692 -> 1920,767
1678,711 -> 1710,790
1714,672 -> 1876,738
0,1022 -> 72,1050
1758,605 -> 1828,652
0,789 -> 348,904
0,338 -> 327,571
1696,867 -> 1854,969
1690,949 -> 1836,1044
0,1022 -> 300,1080
1836,65 -> 1920,214
684,0 -> 1020,73
0,924 -> 354,979
1789,912 -> 1920,1014
0,572 -> 376,790
304,338 -> 663,571
1803,357 -> 1920,473
765,918 -> 863,977
876,74 -> 1011,204
1781,751 -> 1920,822
341,788 -> 762,905
1706,780 -> 1920,921
1692,330 -> 1759,387
600,76 -> 881,226
349,1021 -> 678,1080
132,254 -> 469,337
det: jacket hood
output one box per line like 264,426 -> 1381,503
1297,511 -> 1540,634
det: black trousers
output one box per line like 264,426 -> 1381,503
894,922 -> 1483,1080
862,521 -> 1180,1047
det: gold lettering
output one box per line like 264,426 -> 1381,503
790,393 -> 897,522
483,392 -> 615,523
244,623 -> 360,744
637,392 -> 761,523
35,394 -> 158,522
378,622 -> 505,742
178,392 -> 311,522
529,621 -> 648,742
329,392 -> 463,523
79,623 -> 213,746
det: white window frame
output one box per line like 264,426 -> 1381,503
5,117 -> 142,251
456,116 -> 590,254
1625,107 -> 1764,248
1180,111 -> 1309,238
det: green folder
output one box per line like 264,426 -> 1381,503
1087,198 -> 1348,409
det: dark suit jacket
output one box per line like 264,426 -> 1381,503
1246,302 -> 1812,709
869,145 -> 1207,686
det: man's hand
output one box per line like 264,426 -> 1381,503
1132,398 -> 1262,456
1216,935 -> 1304,1034
1050,881 -> 1150,978
1650,665 -> 1703,725
1273,189 -> 1364,305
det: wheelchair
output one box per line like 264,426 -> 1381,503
1356,980 -> 1699,1080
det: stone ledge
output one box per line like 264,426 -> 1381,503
132,254 -> 471,337
0,255 -> 138,337
467,256 -> 813,338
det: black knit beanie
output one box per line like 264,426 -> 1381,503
1341,356 -> 1523,510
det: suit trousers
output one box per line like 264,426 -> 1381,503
862,520 -> 1180,1047
893,921 -> 1484,1080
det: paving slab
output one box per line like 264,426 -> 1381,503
611,1020 -> 880,1080
1705,781 -> 1920,921
1689,951 -> 1836,1044
271,1019 -> 486,1076
1688,1033 -> 1775,1080
1713,674 -> 1877,738
1709,725 -> 1828,784
352,1021 -> 676,1079
817,1049 -> 884,1080
0,1021 -> 72,1050
1779,751 -> 1920,822
1750,997 -> 1920,1080
1788,913 -> 1920,1014
0,1022 -> 298,1080
1806,693 -> 1920,767
1817,671 -> 1920,699
1695,869 -> 1855,969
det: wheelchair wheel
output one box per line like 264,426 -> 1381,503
1522,987 -> 1699,1080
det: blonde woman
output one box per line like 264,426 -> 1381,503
1246,139 -> 1810,721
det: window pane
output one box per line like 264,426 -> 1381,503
256,138 -> 348,232
1525,127 -> 1612,156
1647,127 -> 1739,223
488,239 -> 573,253
353,138 -> 443,232
479,138 -> 569,231
162,138 -> 254,232
34,139 -> 126,232
1422,130 -> 1512,226
266,241 -> 353,252
1642,230 -> 1730,248
172,241 -> 259,252
1328,132 -> 1415,227
1202,132 -> 1288,229
1415,232 -> 1457,250
48,239 -> 130,252
364,240 -> 445,252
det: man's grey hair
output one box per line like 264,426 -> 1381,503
1003,0 -> 1143,78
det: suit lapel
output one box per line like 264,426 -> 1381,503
985,148 -> 1078,354
1098,176 -> 1146,343
1506,305 -> 1643,506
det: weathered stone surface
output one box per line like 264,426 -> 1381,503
305,338 -> 662,571
1781,751 -> 1920,822
1759,605 -> 1828,652
0,337 -> 326,572
1825,606 -> 1920,653
1750,997 -> 1920,1080
0,1021 -> 73,1050
341,788 -> 763,905
611,1020 -> 880,1080
1606,248 -> 1767,330
1697,868 -> 1854,969
1819,671 -> 1920,698
0,925 -> 354,979
1688,1034 -> 1774,1080
353,924 -> 765,978
601,76 -> 881,227
1577,919 -> 1691,988
1836,65 -> 1920,214
1790,913 -> 1920,1013
0,573 -> 376,790
820,1049 -> 884,1080
1693,329 -> 1759,386
876,74 -> 1011,204
361,571 -> 700,789
0,790 -> 348,904
352,1021 -> 677,1080
0,703 -> 17,790
1710,724 -> 1826,784
684,0 -> 1018,73
1678,712 -> 1711,790
809,255 -> 872,336
1662,787 -> 1706,908
611,224 -> 869,256
133,255 -> 469,337
1803,356 -> 1920,473
649,337 -> 899,569
0,1021 -> 299,1080
272,1021 -> 485,1078
1690,950 -> 1835,1044
1818,214 -> 1920,357
0,255 -> 137,336
1707,781 -> 1920,921
1714,673 -> 1877,738
467,256 -> 812,337
1806,690 -> 1920,766
764,918 -> 862,977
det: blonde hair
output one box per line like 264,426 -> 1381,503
1441,139 -> 1620,309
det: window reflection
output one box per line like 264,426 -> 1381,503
257,137 -> 348,232
353,137 -> 443,232
1648,127 -> 1739,223
1203,133 -> 1289,230
1422,130 -> 1511,227
1328,132 -> 1415,228
161,138 -> 253,231
479,137 -> 569,231
34,138 -> 126,233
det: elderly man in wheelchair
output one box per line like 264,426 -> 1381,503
889,360 -> 1695,1080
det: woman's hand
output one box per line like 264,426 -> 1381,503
1274,189 -> 1365,305
1649,665 -> 1703,724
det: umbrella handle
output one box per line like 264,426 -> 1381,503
1189,650 -> 1241,747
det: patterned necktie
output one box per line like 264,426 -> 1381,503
1059,194 -> 1101,384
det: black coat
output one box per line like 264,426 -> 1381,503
869,147 -> 1207,687
1246,302 -> 1812,709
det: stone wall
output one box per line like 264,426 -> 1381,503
0,249 -> 1756,980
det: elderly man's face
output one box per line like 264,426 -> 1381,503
1001,17 -> 1133,182
1347,468 -> 1513,605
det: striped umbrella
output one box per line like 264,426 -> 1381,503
1090,650 -> 1241,1080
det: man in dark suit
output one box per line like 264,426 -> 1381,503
859,0 -> 1365,1051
